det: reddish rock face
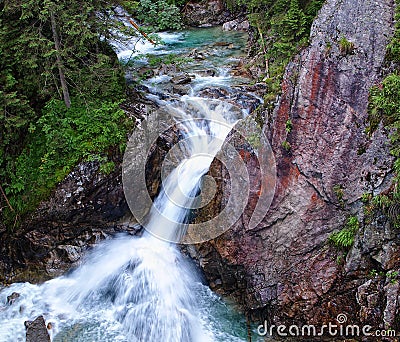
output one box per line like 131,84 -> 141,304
195,0 -> 400,331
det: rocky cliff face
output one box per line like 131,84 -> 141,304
194,0 -> 399,333
0,154 -> 134,284
182,0 -> 236,27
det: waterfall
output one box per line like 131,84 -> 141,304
142,96 -> 240,243
0,27 -> 270,342
0,95 -> 246,342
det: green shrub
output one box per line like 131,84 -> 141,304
135,0 -> 183,31
3,97 -> 134,228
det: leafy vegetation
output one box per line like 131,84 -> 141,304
0,0 -> 328,232
369,269 -> 399,284
0,0 -> 139,229
387,270 -> 399,283
338,36 -> 355,55
285,119 -> 292,133
281,140 -> 291,151
329,216 -> 359,249
133,0 -> 184,31
227,0 -> 325,114
4,99 -> 133,226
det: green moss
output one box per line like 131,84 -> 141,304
99,161 -> 116,175
338,36 -> 355,55
285,119 -> 293,133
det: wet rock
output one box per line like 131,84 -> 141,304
198,87 -> 230,100
231,58 -> 255,78
194,69 -> 216,77
170,73 -> 193,85
222,19 -> 249,31
213,41 -> 230,47
172,84 -> 191,95
0,152 -> 133,282
25,316 -> 50,342
198,86 -> 262,113
156,63 -> 178,76
188,48 -> 207,60
136,66 -> 154,79
7,292 -> 20,305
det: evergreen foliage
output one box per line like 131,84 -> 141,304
134,0 -> 183,31
0,0 -> 136,228
228,0 -> 325,113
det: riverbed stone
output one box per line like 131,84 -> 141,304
25,316 -> 50,342
222,19 -> 249,31
6,292 -> 20,305
170,73 -> 193,85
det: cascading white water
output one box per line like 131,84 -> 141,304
0,95 -> 246,342
0,27 -> 270,342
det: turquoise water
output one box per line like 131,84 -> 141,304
120,26 -> 249,76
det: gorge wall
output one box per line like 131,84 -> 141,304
194,0 -> 400,333
0,157 -> 130,284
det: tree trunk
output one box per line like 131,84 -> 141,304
50,11 -> 71,108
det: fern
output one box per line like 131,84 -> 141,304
329,216 -> 359,249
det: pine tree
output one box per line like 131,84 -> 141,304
0,0 -> 135,220
282,0 -> 307,42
